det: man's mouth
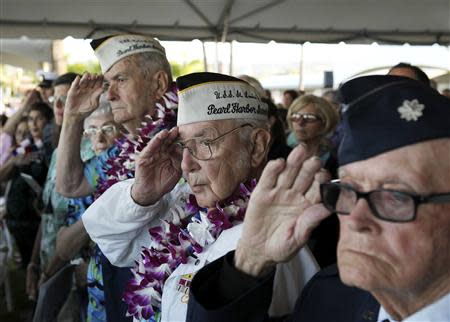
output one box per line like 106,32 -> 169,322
188,177 -> 207,190
190,184 -> 206,193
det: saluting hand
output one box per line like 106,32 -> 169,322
131,128 -> 182,206
235,144 -> 332,277
64,73 -> 104,121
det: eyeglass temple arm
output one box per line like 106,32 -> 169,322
421,193 -> 450,204
207,123 -> 253,144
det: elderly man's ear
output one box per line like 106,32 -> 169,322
250,128 -> 272,167
152,70 -> 169,100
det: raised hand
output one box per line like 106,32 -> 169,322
131,127 -> 182,206
235,145 -> 332,277
64,73 -> 104,121
23,89 -> 42,107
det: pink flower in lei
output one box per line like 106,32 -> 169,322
95,84 -> 178,198
123,179 -> 257,321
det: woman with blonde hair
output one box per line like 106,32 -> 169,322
287,94 -> 339,165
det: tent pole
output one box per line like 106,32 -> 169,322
52,40 -> 67,74
202,41 -> 208,72
229,41 -> 233,75
448,46 -> 450,88
299,44 -> 304,91
215,40 -> 220,73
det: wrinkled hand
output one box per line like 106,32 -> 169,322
235,145 -> 332,277
131,128 -> 182,206
64,73 -> 104,121
26,264 -> 39,301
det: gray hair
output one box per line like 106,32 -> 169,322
237,75 -> 267,99
233,118 -> 269,171
83,95 -> 113,130
131,51 -> 173,83
232,118 -> 269,143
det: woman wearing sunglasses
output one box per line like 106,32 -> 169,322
287,95 -> 339,164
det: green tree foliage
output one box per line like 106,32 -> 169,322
67,62 -> 101,74
171,60 -> 204,78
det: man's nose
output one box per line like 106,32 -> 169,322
181,148 -> 199,173
107,83 -> 118,101
342,198 -> 379,234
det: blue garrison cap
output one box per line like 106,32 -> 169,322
338,75 -> 450,166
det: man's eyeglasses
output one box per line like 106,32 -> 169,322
289,113 -> 323,124
320,181 -> 450,223
175,123 -> 253,161
84,125 -> 117,138
49,95 -> 67,105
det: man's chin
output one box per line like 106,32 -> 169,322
338,253 -> 379,291
111,109 -> 129,122
193,193 -> 218,209
112,114 -> 128,124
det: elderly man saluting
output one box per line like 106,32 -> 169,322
81,73 -> 320,322
186,75 -> 450,322
55,34 -> 177,322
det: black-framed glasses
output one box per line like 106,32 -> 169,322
83,124 -> 117,138
289,112 -> 322,124
175,123 -> 253,161
320,181 -> 450,223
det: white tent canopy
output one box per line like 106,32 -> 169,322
0,38 -> 52,70
1,0 -> 449,45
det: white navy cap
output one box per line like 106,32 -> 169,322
176,72 -> 268,126
90,34 -> 166,73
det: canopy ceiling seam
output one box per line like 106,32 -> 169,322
229,0 -> 289,24
218,0 -> 235,42
182,0 -> 219,39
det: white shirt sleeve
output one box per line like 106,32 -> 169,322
82,179 -> 175,267
269,246 -> 320,317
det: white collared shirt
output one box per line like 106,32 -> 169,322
377,306 -> 398,322
377,292 -> 450,322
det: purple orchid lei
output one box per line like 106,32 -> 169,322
95,84 -> 178,198
123,179 -> 258,321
